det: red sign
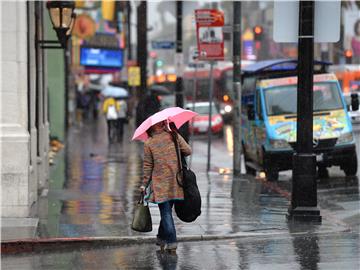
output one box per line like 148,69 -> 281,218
195,9 -> 224,61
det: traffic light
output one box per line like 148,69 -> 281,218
149,51 -> 157,59
156,59 -> 163,68
253,25 -> 263,41
345,49 -> 353,64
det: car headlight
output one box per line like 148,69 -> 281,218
337,132 -> 353,144
270,139 -> 290,149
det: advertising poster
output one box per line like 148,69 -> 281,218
128,66 -> 141,87
242,28 -> 256,60
195,9 -> 224,61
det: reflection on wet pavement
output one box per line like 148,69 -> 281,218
39,118 -> 143,238
3,121 -> 360,269
2,232 -> 359,270
38,119 -> 359,239
39,119 -> 291,238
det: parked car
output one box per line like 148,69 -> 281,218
186,102 -> 224,135
344,92 -> 360,125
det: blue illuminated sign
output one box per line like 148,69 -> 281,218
151,41 -> 175,49
80,47 -> 123,68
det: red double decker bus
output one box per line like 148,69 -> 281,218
183,60 -> 254,122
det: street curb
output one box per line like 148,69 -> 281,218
1,227 -> 351,255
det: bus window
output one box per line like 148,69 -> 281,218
197,79 -> 211,100
184,80 -> 195,101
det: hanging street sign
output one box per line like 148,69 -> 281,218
273,1 -> 341,43
151,41 -> 175,49
195,9 -> 225,61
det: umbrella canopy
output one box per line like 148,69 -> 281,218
149,84 -> 171,95
101,85 -> 128,98
88,83 -> 104,92
132,107 -> 197,141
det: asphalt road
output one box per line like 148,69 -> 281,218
191,123 -> 360,179
190,124 -> 360,232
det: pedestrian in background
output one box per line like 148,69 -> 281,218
102,97 -> 119,142
81,92 -> 91,120
76,90 -> 84,126
116,98 -> 128,139
136,92 -> 161,127
140,121 -> 191,254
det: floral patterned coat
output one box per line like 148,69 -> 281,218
143,130 -> 191,203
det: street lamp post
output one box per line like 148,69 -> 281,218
175,1 -> 183,109
127,1 -> 132,61
137,1 -> 147,96
233,1 -> 242,177
46,1 -> 76,48
287,0 -> 321,223
176,1 -> 189,142
135,1 -> 148,128
39,1 -> 76,133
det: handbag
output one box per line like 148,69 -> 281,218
171,132 -> 201,223
106,105 -> 118,120
131,192 -> 152,232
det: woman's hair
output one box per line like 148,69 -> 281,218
168,122 -> 179,142
354,19 -> 360,36
146,126 -> 154,137
169,122 -> 178,133
146,121 -> 165,137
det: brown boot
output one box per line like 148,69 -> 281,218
156,237 -> 166,252
165,243 -> 177,255
166,248 -> 177,255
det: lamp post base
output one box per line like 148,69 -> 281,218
287,206 -> 322,223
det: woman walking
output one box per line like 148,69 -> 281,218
140,121 -> 191,254
102,96 -> 119,142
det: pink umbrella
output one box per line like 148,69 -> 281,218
132,107 -> 197,141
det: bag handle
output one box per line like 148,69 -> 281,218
139,191 -> 144,203
138,191 -> 149,206
141,178 -> 153,203
170,131 -> 184,188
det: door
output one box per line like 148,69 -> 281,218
254,89 -> 266,165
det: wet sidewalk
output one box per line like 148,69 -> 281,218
3,231 -> 359,270
2,118 -> 354,247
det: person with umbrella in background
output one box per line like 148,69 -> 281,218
116,98 -> 128,140
132,107 -> 197,254
102,96 -> 119,143
101,85 -> 129,143
136,91 -> 161,128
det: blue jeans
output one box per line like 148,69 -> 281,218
157,201 -> 177,248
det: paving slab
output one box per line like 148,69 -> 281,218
1,218 -> 39,241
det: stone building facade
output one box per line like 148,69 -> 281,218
1,1 -> 49,218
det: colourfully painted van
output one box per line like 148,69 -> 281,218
241,59 -> 358,181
